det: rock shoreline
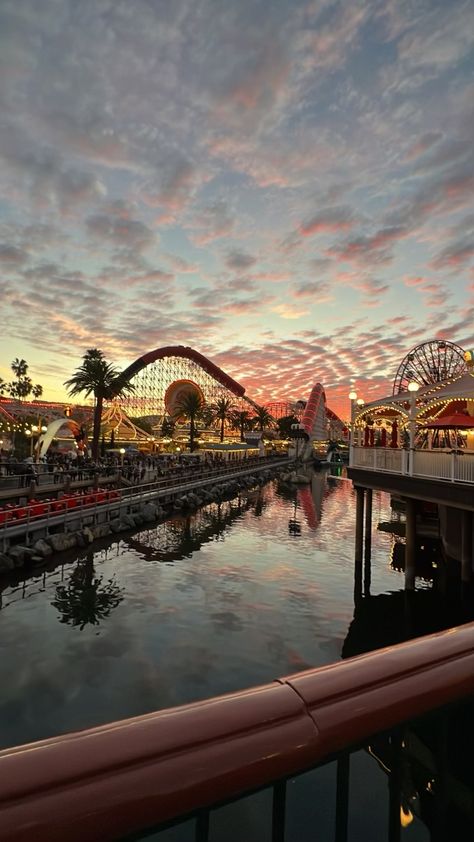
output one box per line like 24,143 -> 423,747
0,468 -> 283,572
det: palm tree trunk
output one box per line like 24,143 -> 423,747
190,413 -> 195,452
92,394 -> 103,461
240,420 -> 244,442
220,417 -> 224,442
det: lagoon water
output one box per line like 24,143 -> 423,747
1,469 -> 472,840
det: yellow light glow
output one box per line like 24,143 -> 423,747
400,806 -> 414,827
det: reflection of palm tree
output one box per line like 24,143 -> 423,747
52,551 -> 123,630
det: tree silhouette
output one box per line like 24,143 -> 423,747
230,409 -> 253,442
52,551 -> 123,630
252,404 -> 275,432
212,398 -> 235,441
64,349 -> 134,460
7,358 -> 43,401
173,390 -> 205,452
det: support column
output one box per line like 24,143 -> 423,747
354,487 -> 365,604
405,498 -> 416,590
461,510 -> 472,584
364,488 -> 373,597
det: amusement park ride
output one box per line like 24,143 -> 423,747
0,340 -> 464,459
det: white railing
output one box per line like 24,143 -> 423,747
412,449 -> 474,484
351,446 -> 405,474
350,446 -> 474,485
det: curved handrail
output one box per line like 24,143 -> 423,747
0,623 -> 473,841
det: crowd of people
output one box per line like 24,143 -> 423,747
0,449 -> 266,491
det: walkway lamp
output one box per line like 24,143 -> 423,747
356,399 -> 365,447
349,391 -> 357,463
119,447 -> 126,466
407,382 -> 419,474
24,424 -> 48,459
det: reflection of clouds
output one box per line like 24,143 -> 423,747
211,611 -> 243,633
1,474 -> 399,749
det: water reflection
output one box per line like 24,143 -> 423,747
0,464 -> 471,834
125,495 -> 259,563
367,699 -> 474,839
343,572 -> 474,840
52,550 -> 124,630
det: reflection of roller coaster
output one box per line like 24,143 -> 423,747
124,493 -> 268,563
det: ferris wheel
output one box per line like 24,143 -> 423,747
392,340 -> 466,394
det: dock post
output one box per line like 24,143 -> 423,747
405,498 -> 416,590
364,488 -> 372,596
461,510 -> 472,583
354,486 -> 365,603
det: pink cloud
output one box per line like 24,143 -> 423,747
404,275 -> 427,286
299,206 -> 355,237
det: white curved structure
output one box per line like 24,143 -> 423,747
36,418 -> 86,458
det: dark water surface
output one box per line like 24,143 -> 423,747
1,470 -> 472,840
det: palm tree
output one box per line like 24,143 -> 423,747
7,358 -> 43,401
173,390 -> 205,452
277,414 -> 300,439
11,358 -> 28,379
252,404 -> 275,432
230,409 -> 253,442
212,397 -> 235,442
64,349 -> 134,461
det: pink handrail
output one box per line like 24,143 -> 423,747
0,623 -> 473,841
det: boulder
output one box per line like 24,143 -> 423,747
82,527 -> 94,544
109,518 -> 123,533
75,531 -> 87,548
141,504 -> 157,523
0,553 -> 14,572
91,524 -> 112,539
8,546 -> 26,565
33,539 -> 53,558
121,514 -> 136,529
49,533 -> 77,552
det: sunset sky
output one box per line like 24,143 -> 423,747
1,0 -> 473,419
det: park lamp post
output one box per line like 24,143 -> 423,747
349,391 -> 357,464
119,447 -> 126,466
356,399 -> 365,446
25,424 -> 48,459
407,381 -> 419,475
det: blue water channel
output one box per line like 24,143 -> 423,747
0,469 -> 472,840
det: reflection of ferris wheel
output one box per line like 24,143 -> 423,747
392,340 -> 466,394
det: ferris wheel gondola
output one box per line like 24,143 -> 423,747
392,340 -> 466,394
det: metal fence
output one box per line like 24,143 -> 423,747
0,456 -> 292,549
